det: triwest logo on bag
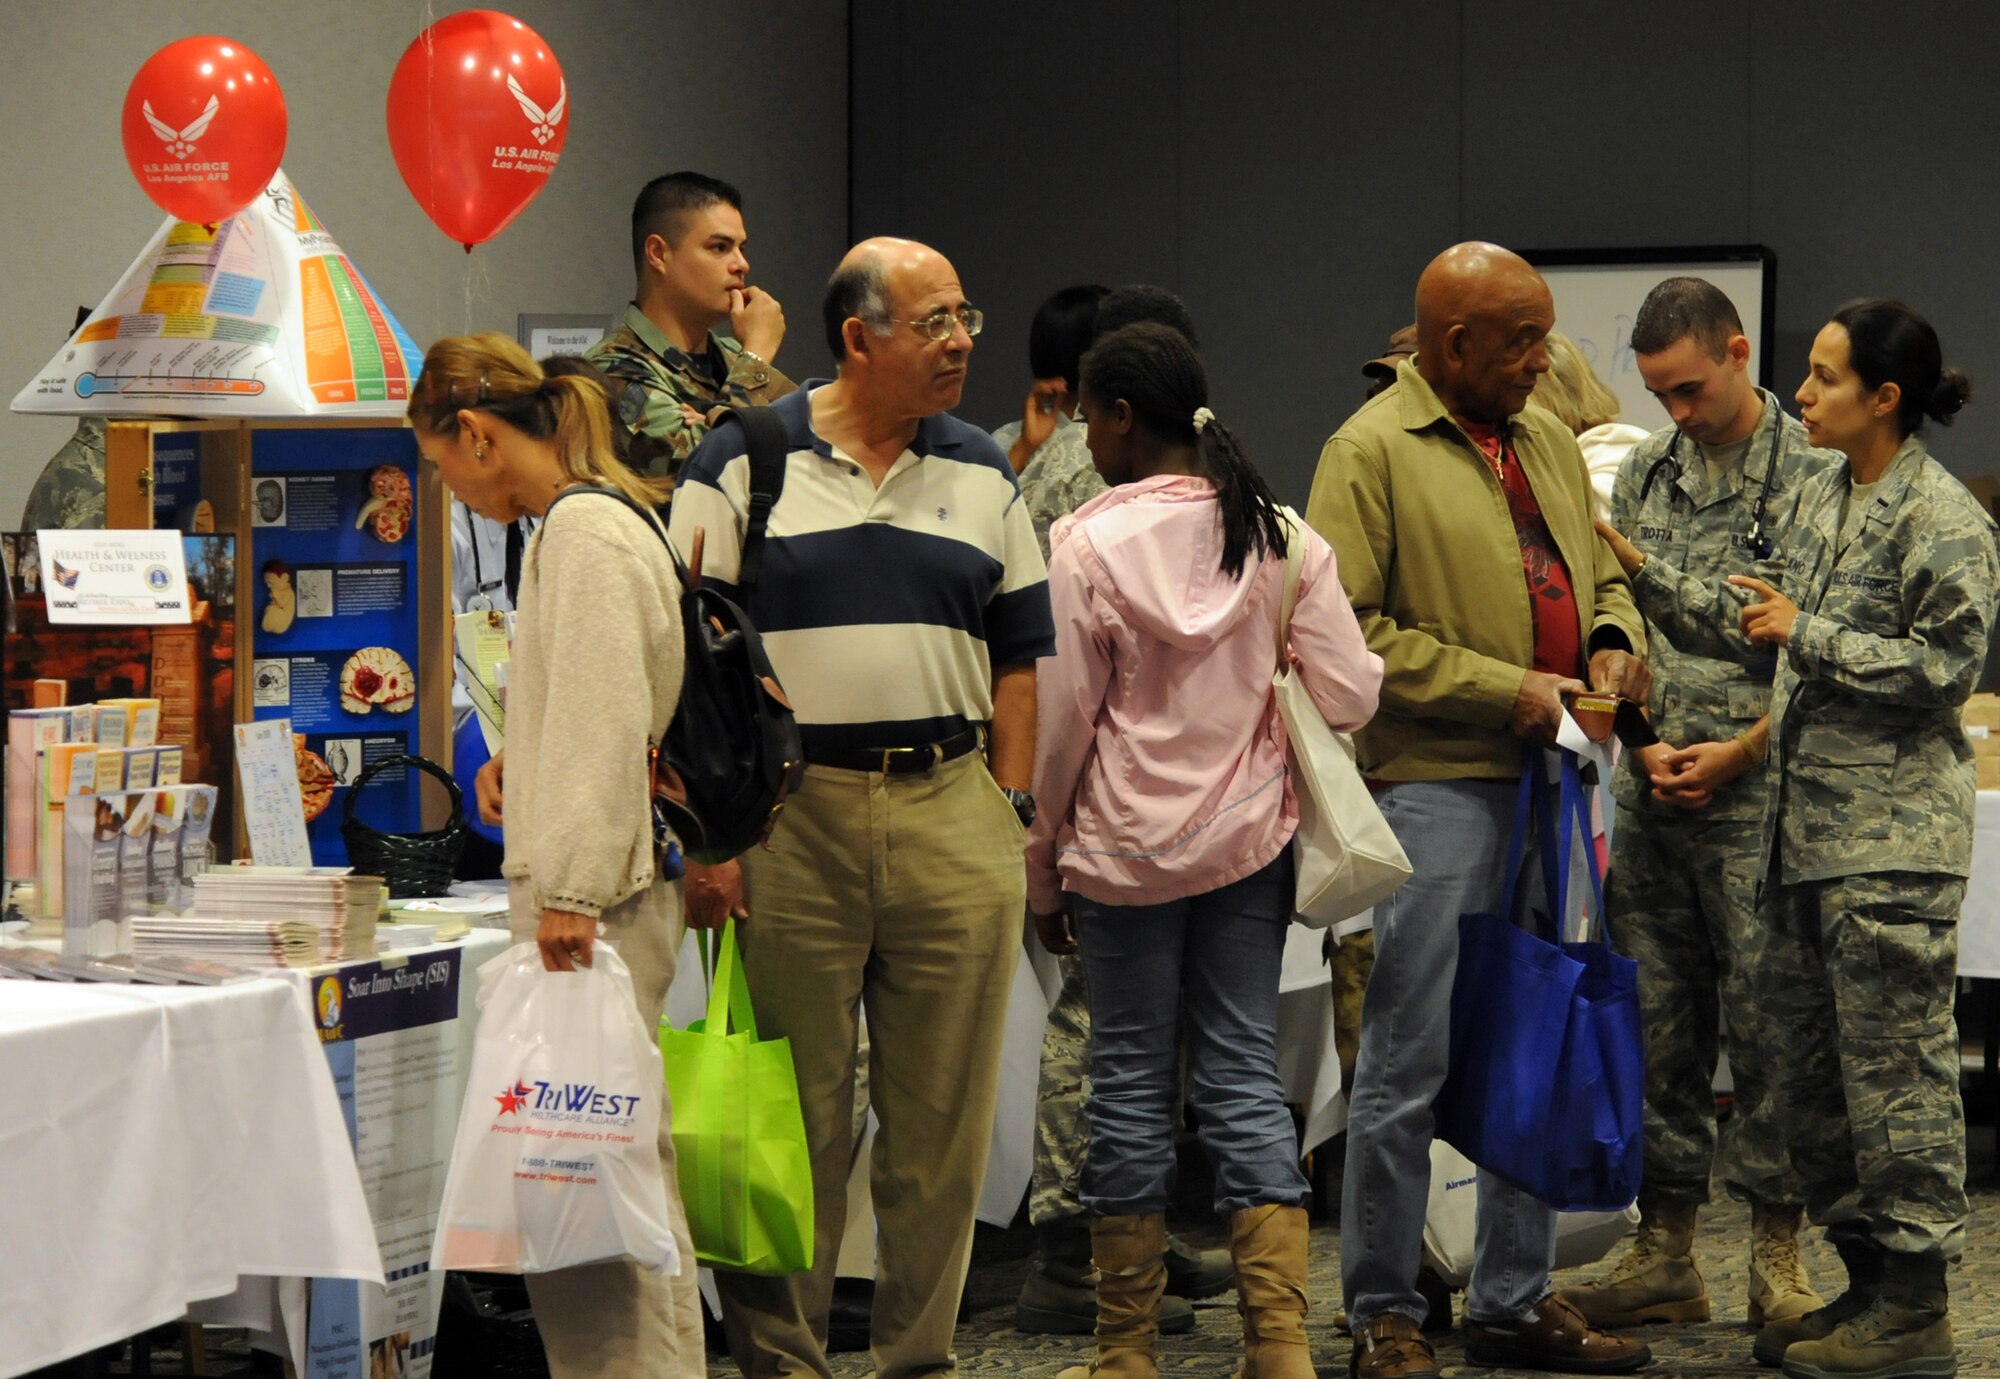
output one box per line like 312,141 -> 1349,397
494,1079 -> 644,1123
434,944 -> 679,1275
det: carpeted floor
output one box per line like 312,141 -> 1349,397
40,1139 -> 2000,1377
916,1179 -> 2000,1379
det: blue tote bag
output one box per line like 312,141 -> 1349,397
1433,749 -> 1644,1213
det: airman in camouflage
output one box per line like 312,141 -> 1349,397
586,172 -> 796,491
20,418 -> 107,531
1567,281 -> 1840,1333
1641,421 -> 1998,1375
1751,430 -> 1996,1241
990,414 -> 1108,562
588,303 -> 794,484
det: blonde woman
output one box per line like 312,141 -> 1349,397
1531,330 -> 1647,518
407,334 -> 703,1379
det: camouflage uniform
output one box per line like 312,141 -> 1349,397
585,304 -> 795,488
990,414 -> 1109,563
1646,433 -> 2000,1261
989,412 -> 1107,1230
1027,952 -> 1091,1228
978,410 -> 1107,1228
1607,392 -> 1837,1208
20,418 -> 107,531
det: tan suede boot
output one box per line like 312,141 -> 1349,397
1749,1204 -> 1826,1328
1559,1198 -> 1711,1327
1056,1214 -> 1168,1379
1778,1252 -> 1953,1379
1230,1204 -> 1315,1379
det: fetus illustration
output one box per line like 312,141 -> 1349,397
261,558 -> 296,635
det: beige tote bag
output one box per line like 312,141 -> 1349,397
1272,510 -> 1411,927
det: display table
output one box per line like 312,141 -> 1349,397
211,928 -> 512,1378
0,970 -> 384,1377
1954,791 -> 2000,979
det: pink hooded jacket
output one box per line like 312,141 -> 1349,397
1025,475 -> 1383,914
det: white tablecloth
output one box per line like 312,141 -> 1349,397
213,928 -> 512,1373
1955,791 -> 2000,979
0,973 -> 384,1377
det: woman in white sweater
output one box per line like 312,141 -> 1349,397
407,334 -> 702,1379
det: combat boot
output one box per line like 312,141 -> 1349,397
1749,1204 -> 1825,1327
1753,1234 -> 1884,1367
1560,1197 -> 1710,1327
1056,1214 -> 1170,1379
1230,1204 -> 1316,1379
1164,1231 -> 1235,1300
1020,1220 -> 1196,1336
1779,1252 -> 1952,1379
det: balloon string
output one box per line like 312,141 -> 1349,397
463,253 -> 492,336
423,0 -> 439,346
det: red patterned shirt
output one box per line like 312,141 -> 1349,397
1461,418 -> 1582,679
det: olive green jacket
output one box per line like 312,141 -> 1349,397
1304,358 -> 1646,781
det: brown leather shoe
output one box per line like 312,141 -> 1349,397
1464,1293 -> 1652,1373
1349,1314 -> 1440,1379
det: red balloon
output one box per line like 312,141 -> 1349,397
386,10 -> 569,251
120,36 -> 287,225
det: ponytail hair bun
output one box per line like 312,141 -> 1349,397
1927,366 -> 1972,424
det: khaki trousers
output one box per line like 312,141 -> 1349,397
716,754 -> 1025,1379
510,876 -> 707,1379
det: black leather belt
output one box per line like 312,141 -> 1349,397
805,726 -> 985,775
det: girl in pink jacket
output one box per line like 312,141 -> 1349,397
1028,322 -> 1381,1379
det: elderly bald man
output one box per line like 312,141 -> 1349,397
669,238 -> 1054,1379
1306,244 -> 1653,1379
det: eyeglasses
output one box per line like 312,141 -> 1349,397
889,306 -> 984,342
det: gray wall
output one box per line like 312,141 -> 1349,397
1,1 -> 848,525
852,0 -> 2000,508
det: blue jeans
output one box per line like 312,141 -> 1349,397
1074,852 -> 1309,1217
1341,777 -> 1570,1329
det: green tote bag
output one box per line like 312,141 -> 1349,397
659,920 -> 815,1274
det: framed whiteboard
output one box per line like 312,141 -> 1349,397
1522,246 -> 1776,431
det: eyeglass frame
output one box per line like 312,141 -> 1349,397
878,305 -> 984,342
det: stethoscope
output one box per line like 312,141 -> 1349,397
1636,394 -> 1782,560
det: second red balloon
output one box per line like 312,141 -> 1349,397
386,9 -> 569,252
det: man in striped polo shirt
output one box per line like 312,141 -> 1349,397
667,237 -> 1055,1379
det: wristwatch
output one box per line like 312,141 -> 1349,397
1001,787 -> 1037,828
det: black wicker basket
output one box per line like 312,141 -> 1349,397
341,753 -> 468,898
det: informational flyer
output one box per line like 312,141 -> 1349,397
34,529 -> 191,626
304,950 -> 464,1379
235,717 -> 312,867
251,427 -> 423,864
12,168 -> 422,418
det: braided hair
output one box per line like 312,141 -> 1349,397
1078,322 -> 1286,579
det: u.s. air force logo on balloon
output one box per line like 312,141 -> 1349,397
507,75 -> 566,146
142,94 -> 219,159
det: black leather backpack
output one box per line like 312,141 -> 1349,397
549,407 -> 803,864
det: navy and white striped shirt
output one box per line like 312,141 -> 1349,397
666,383 -> 1055,755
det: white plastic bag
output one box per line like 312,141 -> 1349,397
433,941 -> 680,1275
1420,1139 -> 1637,1288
